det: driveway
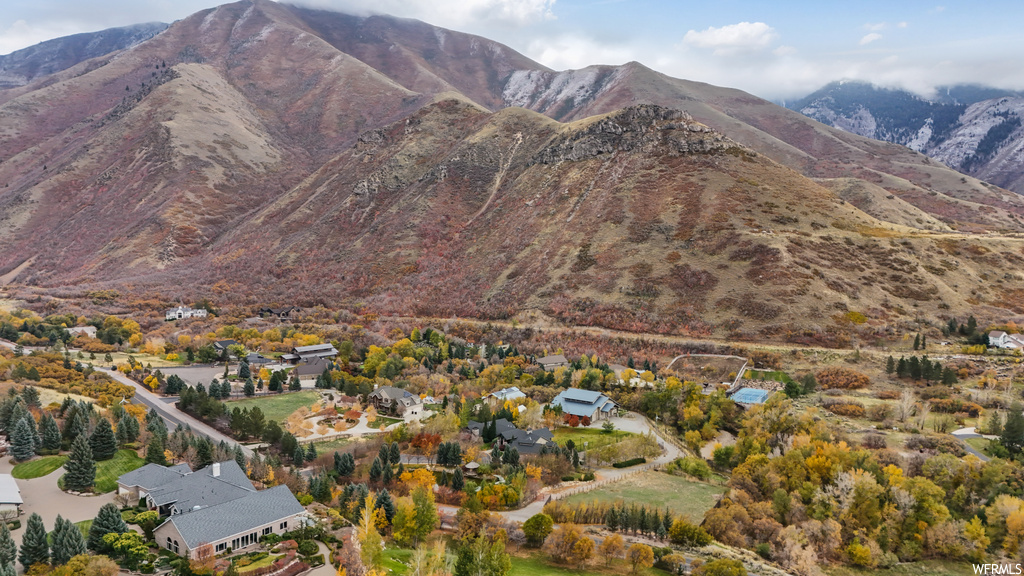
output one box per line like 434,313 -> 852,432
159,365 -> 225,387
952,427 -> 995,462
0,458 -> 113,570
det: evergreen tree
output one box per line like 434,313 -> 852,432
389,441 -> 401,465
335,452 -> 355,477
369,457 -> 383,482
375,489 -> 396,523
20,387 -> 40,408
988,410 -> 1004,437
51,514 -> 86,565
196,440 -> 213,468
234,445 -> 246,471
88,503 -> 128,552
116,413 -> 139,445
1001,403 -> 1024,454
382,461 -> 394,485
896,357 -> 908,378
39,413 -> 61,452
65,434 -> 96,491
10,417 -> 36,461
913,334 -> 920,350
289,375 -> 301,391
967,315 -> 978,335
783,380 -> 802,398
24,412 -> 40,451
293,444 -> 305,467
0,522 -> 15,568
145,435 -> 167,466
503,446 -> 520,468
885,356 -> 895,375
18,513 -> 48,570
89,418 -> 117,461
921,334 -> 927,349
243,378 -> 255,397
452,467 -> 464,491
378,444 -> 390,465
306,442 -> 317,461
238,361 -> 251,380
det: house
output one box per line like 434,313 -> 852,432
245,352 -> 275,367
549,388 -> 617,421
213,340 -> 240,356
537,354 -> 569,370
121,461 -> 305,559
467,418 -> 515,438
369,386 -> 421,416
281,343 -> 338,364
467,418 -> 553,455
165,306 -> 208,321
989,331 -> 1024,349
485,386 -> 526,407
0,474 -> 22,516
117,462 -> 193,500
67,326 -> 98,338
295,357 -> 332,387
258,306 -> 301,320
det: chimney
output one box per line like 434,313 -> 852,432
212,462 -> 220,477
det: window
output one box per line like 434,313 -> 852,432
279,521 -> 287,530
216,543 -> 226,553
173,540 -> 179,554
263,527 -> 272,536
166,537 -> 172,550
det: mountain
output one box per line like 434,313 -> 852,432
0,23 -> 168,89
790,80 -> 1024,194
2,0 -> 1024,338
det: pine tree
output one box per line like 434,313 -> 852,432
307,442 -> 317,461
10,417 -> 36,462
289,375 -> 301,391
89,418 -> 117,461
196,440 -> 213,468
369,457 -> 383,482
88,503 -> 128,552
389,441 -> 401,465
382,461 -> 394,485
375,489 -> 396,523
238,361 -> 251,380
243,378 -> 255,397
921,334 -> 927,349
39,413 -> 61,452
335,452 -> 355,477
293,445 -> 305,467
913,334 -> 920,350
18,513 -> 48,570
51,514 -> 86,565
234,445 -> 246,471
117,413 -> 139,445
452,467 -> 465,491
1002,403 -> 1024,454
145,435 -> 167,465
64,434 -> 96,491
885,356 -> 895,375
988,410 -> 1004,437
0,522 -> 15,568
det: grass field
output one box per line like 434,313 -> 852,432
382,547 -> 414,574
744,369 -> 793,383
12,455 -> 67,479
552,428 -> 635,451
225,390 -> 321,422
565,471 -> 726,521
58,449 -> 144,493
75,520 -> 92,539
312,436 -> 352,453
509,551 -> 670,576
237,554 -> 281,573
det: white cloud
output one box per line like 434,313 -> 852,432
773,45 -> 797,56
864,22 -> 887,31
859,33 -> 883,45
682,22 -> 778,55
897,21 -> 908,28
0,19 -> 84,55
525,34 -> 636,70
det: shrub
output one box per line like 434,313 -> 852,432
826,403 -> 866,417
261,534 -> 282,546
816,366 -> 870,389
862,435 -> 887,449
297,540 -> 318,556
866,404 -> 891,421
875,390 -> 900,400
612,457 -> 646,468
668,457 -> 712,480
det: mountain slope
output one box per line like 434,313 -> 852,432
790,81 -> 1024,195
2,0 -> 1024,337
0,23 -> 168,90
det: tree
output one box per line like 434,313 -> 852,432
356,495 -> 383,570
64,434 -> 96,492
598,533 -> 624,566
40,413 -> 61,452
243,378 -> 255,397
452,467 -> 465,492
238,361 -> 250,380
569,536 -> 595,569
88,503 -> 128,552
411,486 -> 438,545
307,442 -> 317,461
103,532 -> 148,570
390,441 -> 401,465
335,452 -> 355,477
913,334 -> 920,350
51,515 -> 87,565
293,444 -> 305,467
626,543 -> 653,574
0,522 -> 16,568
523,513 -> 554,547
145,435 -> 167,466
885,356 -> 895,375
455,533 -> 511,576
289,375 -> 301,391
10,417 -> 36,462
89,418 -> 117,461
1002,403 -> 1024,453
375,489 -> 397,523
18,513 -> 48,570
369,457 -> 383,482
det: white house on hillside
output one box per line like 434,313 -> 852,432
989,331 -> 1024,349
165,306 -> 208,321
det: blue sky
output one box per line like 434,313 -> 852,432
3,0 -> 1023,99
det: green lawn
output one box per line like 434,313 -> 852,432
75,520 -> 92,539
59,449 -> 144,493
312,436 -> 352,453
744,369 -> 793,383
826,559 -> 975,576
382,547 -> 414,575
237,554 -> 281,573
965,437 -> 991,454
369,416 -> 403,428
565,471 -> 726,521
225,390 -> 321,422
11,455 -> 67,479
552,427 -> 635,451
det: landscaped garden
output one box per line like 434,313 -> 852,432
11,454 -> 67,479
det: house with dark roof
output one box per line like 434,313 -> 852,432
466,419 -> 553,455
537,354 -> 569,370
245,352 -> 275,367
258,306 -> 301,319
550,388 -> 617,421
295,357 -> 332,387
120,460 -> 305,559
369,386 -> 422,416
281,343 -> 338,364
213,340 -> 240,356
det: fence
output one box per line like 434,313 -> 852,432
544,462 -> 659,503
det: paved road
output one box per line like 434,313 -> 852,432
952,426 -> 996,462
96,367 -> 253,457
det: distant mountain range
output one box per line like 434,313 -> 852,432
789,81 -> 1024,193
2,0 -> 1024,337
0,23 -> 168,89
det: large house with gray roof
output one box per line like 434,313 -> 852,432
119,460 -> 305,558
550,388 -> 617,421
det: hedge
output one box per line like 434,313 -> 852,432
612,457 -> 646,468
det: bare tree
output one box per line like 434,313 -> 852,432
917,401 -> 932,430
897,390 -> 916,423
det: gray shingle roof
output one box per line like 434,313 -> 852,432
370,386 -> 413,401
118,463 -> 190,490
162,485 -> 304,548
145,461 -> 254,512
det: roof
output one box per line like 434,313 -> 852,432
162,485 -> 304,548
550,388 -> 616,418
488,387 -> 526,402
144,461 -> 254,512
0,475 -> 22,505
295,357 -> 331,377
990,331 -> 1008,338
118,463 -> 191,490
213,340 -> 239,349
555,388 -> 605,404
293,344 -> 337,354
537,354 -> 568,366
370,386 -> 413,401
467,418 -> 514,434
730,388 -> 772,404
246,352 -> 274,365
